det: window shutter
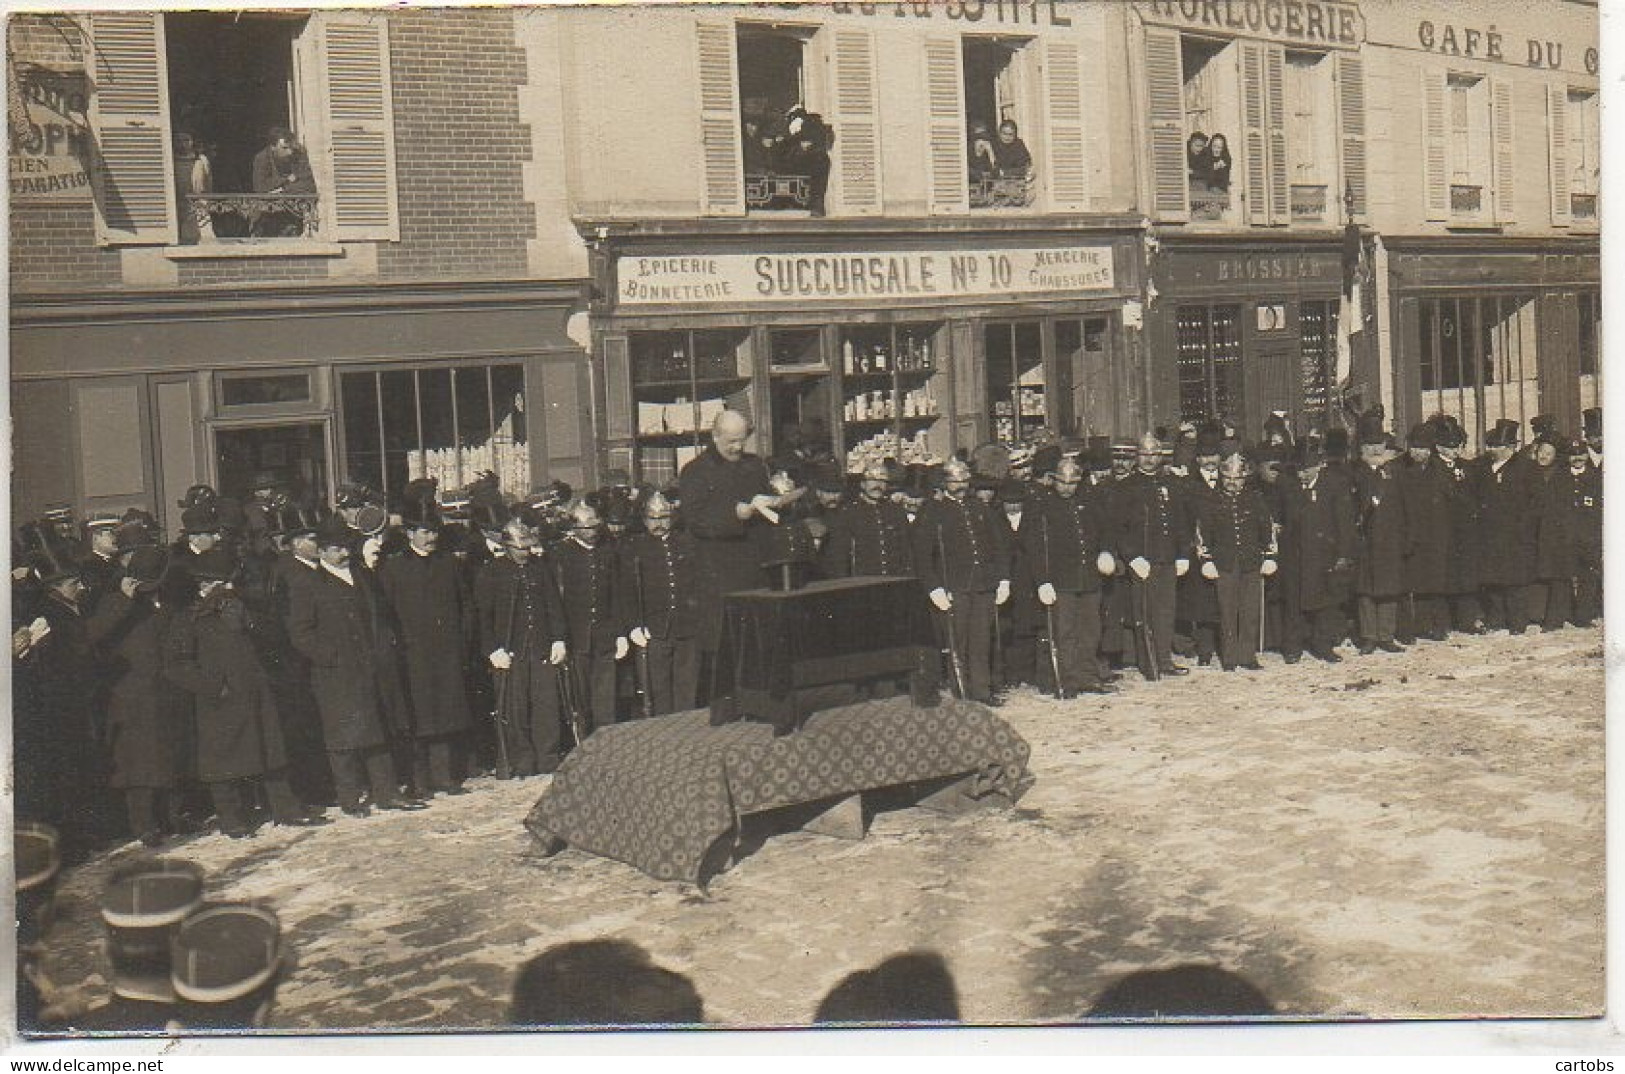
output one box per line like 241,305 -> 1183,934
318,13 -> 399,241
87,12 -> 177,245
1043,37 -> 1087,212
1491,79 -> 1516,225
1143,28 -> 1188,222
1422,71 -> 1448,222
923,35 -> 967,215
1241,42 -> 1270,226
1264,46 -> 1288,224
1336,53 -> 1367,218
695,19 -> 743,216
830,28 -> 882,216
1546,86 -> 1571,226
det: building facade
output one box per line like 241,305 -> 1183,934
10,8 -> 593,532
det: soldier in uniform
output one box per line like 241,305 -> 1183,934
1113,433 -> 1192,678
1352,425 -> 1409,654
77,513 -> 124,613
475,517 -> 570,775
286,516 -> 424,817
1278,439 -> 1358,662
1024,458 -> 1116,696
378,491 -> 475,797
821,461 -> 916,578
912,458 -> 1011,704
1476,418 -> 1536,633
618,491 -> 702,717
553,501 -> 628,732
1192,453 -> 1275,671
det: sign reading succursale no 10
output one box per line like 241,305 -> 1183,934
616,247 -> 1117,307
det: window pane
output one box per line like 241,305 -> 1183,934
1299,301 -> 1332,426
340,371 -> 383,493
379,369 -> 418,500
1579,292 -> 1599,377
1175,307 -> 1212,423
1438,300 -> 1462,390
455,366 -> 494,482
1419,301 -> 1436,393
220,373 -> 311,407
489,364 -> 529,495
1210,306 -> 1243,426
414,368 -> 457,489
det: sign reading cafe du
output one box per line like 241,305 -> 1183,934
1138,0 -> 1364,48
617,246 -> 1116,307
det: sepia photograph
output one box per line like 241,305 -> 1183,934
4,0 -> 1608,1048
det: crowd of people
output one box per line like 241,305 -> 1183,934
10,402 -> 1603,862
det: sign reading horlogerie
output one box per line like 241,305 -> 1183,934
1137,0 -> 1364,49
617,246 -> 1116,306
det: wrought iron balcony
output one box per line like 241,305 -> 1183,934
969,174 -> 1034,209
1449,184 -> 1484,218
1189,189 -> 1230,221
1290,183 -> 1328,221
1572,193 -> 1598,221
745,173 -> 811,211
184,193 -> 321,241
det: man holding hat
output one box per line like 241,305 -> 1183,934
821,461 -> 916,579
617,491 -> 702,717
287,516 -> 422,816
378,488 -> 475,798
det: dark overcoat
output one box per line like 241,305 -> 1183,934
86,591 -> 191,790
819,499 -> 917,578
1279,475 -> 1357,611
1475,455 -> 1536,587
678,447 -> 776,647
616,533 -> 702,641
378,549 -> 474,737
1353,461 -> 1408,598
162,597 -> 289,783
285,565 -> 400,751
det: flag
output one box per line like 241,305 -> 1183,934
1335,217 -> 1367,390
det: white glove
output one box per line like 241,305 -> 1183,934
1096,551 -> 1116,576
614,636 -> 630,660
488,648 -> 512,670
1261,558 -> 1278,577
1175,558 -> 1190,577
995,579 -> 1011,606
1201,561 -> 1220,581
629,626 -> 650,647
120,576 -> 141,599
1037,582 -> 1058,606
1129,557 -> 1151,580
929,587 -> 953,612
549,640 -> 567,665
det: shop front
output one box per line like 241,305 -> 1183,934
1386,239 -> 1600,446
10,280 -> 591,533
588,223 -> 1147,484
1146,237 -> 1354,439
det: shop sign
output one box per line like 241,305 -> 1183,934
617,245 -> 1116,307
1157,250 -> 1340,291
1137,0 -> 1363,49
8,64 -> 93,201
1414,20 -> 1598,74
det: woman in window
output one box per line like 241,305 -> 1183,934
1187,131 -> 1211,191
994,120 -> 1033,180
1204,133 -> 1233,194
968,121 -> 998,181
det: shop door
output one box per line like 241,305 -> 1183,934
1250,343 -> 1298,440
984,321 -> 1046,444
213,423 -> 331,507
1055,316 -> 1115,437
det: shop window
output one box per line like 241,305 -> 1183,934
1568,89 -> 1599,222
1284,51 -> 1335,223
1578,290 -> 1602,411
339,364 -> 528,503
962,37 -> 1036,209
985,321 -> 1046,444
1180,36 -> 1238,222
1298,301 -> 1338,428
840,323 -> 945,471
88,11 -> 398,247
1417,295 -> 1540,446
630,330 -> 752,487
217,371 -> 313,408
1175,305 -> 1243,427
737,25 -> 830,215
1447,74 -> 1491,221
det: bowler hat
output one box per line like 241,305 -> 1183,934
998,479 -> 1028,504
181,504 -> 223,535
314,515 -> 361,549
189,548 -> 238,583
1031,445 -> 1062,478
1406,423 -> 1436,450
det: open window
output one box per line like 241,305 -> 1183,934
1179,35 -> 1239,222
737,24 -> 829,215
1567,89 -> 1599,223
1447,74 -> 1492,222
962,36 -> 1036,208
1284,50 -> 1336,223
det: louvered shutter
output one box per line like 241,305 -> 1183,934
87,12 -> 177,245
830,28 -> 881,215
1143,28 -> 1188,222
923,35 -> 967,215
1043,37 -> 1087,212
1546,86 -> 1571,226
1264,46 -> 1288,224
1422,71 -> 1448,222
1491,79 -> 1516,225
318,13 -> 399,240
695,20 -> 743,216
1336,54 -> 1367,218
1241,42 -> 1270,226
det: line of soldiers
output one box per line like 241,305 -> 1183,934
12,402 -> 1602,855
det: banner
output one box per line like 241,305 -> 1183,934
9,61 -> 93,200
617,245 -> 1116,307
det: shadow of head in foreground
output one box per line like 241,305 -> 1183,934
1083,963 -> 1276,1021
814,950 -> 962,1026
510,939 -> 704,1028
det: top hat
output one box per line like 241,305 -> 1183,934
1530,414 -> 1558,438
171,904 -> 285,1021
102,859 -> 206,1003
22,523 -> 81,585
1322,427 -> 1351,459
177,485 -> 218,511
1486,418 -> 1521,448
398,489 -> 443,531
1294,439 -> 1326,468
313,515 -> 361,550
1084,436 -> 1112,470
189,548 -> 239,583
181,504 -> 224,535
1030,445 -> 1062,479
997,479 -> 1028,504
1193,427 -> 1223,457
1583,407 -> 1602,439
1406,423 -> 1437,450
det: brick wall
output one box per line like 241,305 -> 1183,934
375,8 -> 536,281
10,203 -> 122,289
176,258 -> 332,288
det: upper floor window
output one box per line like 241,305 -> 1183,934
1180,35 -> 1236,222
962,37 -> 1036,209
1283,50 -> 1335,223
1448,74 -> 1491,220
1567,88 -> 1599,221
86,10 -> 398,247
737,24 -> 831,216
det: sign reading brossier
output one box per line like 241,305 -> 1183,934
618,246 -> 1116,307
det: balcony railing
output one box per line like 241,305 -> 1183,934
1572,193 -> 1598,221
968,174 -> 1034,209
184,193 -> 321,241
745,173 -> 811,211
1189,190 -> 1230,221
1449,184 -> 1484,218
1290,183 -> 1328,222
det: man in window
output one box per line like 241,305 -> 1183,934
251,126 -> 316,237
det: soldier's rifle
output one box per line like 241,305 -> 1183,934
631,554 -> 655,720
488,566 -> 520,780
550,570 -> 590,748
934,525 -> 969,700
1040,515 -> 1063,699
1134,499 -> 1161,683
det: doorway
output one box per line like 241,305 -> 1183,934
213,422 -> 330,506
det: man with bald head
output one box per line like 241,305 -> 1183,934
678,410 -> 790,660
1111,431 -> 1193,678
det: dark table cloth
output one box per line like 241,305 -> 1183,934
710,576 -> 939,734
524,696 -> 1031,885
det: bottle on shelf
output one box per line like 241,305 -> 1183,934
843,338 -> 855,375
874,342 -> 887,373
